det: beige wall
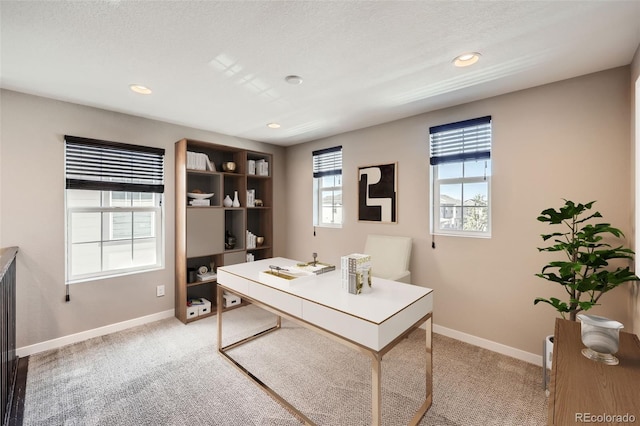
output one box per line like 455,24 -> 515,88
285,67 -> 633,356
0,89 -> 286,348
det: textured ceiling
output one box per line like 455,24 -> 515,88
1,1 -> 639,146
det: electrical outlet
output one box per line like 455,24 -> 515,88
156,285 -> 165,297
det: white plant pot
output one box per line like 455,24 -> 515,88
577,314 -> 623,365
544,334 -> 554,370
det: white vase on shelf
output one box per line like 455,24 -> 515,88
232,191 -> 240,207
223,195 -> 233,207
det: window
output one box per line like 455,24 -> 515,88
312,146 -> 343,227
65,135 -> 165,282
429,116 -> 492,237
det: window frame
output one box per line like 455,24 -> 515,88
313,174 -> 343,228
312,146 -> 343,228
429,117 -> 492,238
65,191 -> 164,283
431,164 -> 491,238
64,135 -> 165,283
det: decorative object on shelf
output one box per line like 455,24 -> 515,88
256,236 -> 264,246
254,199 -> 263,207
225,231 -> 236,250
358,163 -> 397,223
188,191 -> 214,206
577,314 -> 624,365
187,268 -> 197,283
196,265 -> 217,281
247,189 -> 255,207
223,195 -> 233,207
187,191 -> 214,199
222,161 -> 237,172
232,190 -> 240,207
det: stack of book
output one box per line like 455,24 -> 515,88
189,199 -> 210,206
246,230 -> 258,249
341,253 -> 372,295
256,159 -> 269,176
247,159 -> 268,176
187,151 -> 215,171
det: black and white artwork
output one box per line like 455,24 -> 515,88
358,163 -> 397,223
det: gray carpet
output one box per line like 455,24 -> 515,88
23,306 -> 546,425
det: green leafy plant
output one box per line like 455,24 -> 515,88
535,200 -> 638,321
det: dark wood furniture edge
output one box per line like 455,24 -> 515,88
6,356 -> 28,426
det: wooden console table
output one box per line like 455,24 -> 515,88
548,318 -> 640,425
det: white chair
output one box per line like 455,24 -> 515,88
364,234 -> 412,283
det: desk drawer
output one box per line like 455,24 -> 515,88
217,270 -> 249,295
249,282 -> 303,318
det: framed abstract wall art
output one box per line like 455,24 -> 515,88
358,162 -> 397,223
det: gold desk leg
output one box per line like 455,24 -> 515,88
217,284 -> 224,351
371,352 -> 382,426
408,314 -> 433,426
216,285 -> 432,426
426,315 -> 433,405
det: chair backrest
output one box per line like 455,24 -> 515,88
363,234 -> 412,279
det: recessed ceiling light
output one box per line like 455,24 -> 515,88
453,52 -> 481,67
284,75 -> 303,85
267,122 -> 281,129
129,84 -> 152,94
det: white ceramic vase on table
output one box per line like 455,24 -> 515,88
577,314 -> 624,365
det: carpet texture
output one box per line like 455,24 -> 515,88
23,306 -> 546,425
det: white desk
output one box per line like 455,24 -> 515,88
217,257 -> 434,425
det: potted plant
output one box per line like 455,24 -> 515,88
535,199 -> 637,319
535,200 -> 638,372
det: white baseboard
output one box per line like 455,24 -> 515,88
18,310 -> 543,367
432,323 -> 543,366
17,309 -> 176,357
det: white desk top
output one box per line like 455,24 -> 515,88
218,257 -> 433,325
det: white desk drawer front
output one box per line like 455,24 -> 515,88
249,282 -> 303,318
217,270 -> 249,294
302,300 -> 379,349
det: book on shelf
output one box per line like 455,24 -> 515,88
247,159 -> 256,175
255,159 -> 269,176
187,151 -> 215,171
189,199 -> 210,206
247,189 -> 255,207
